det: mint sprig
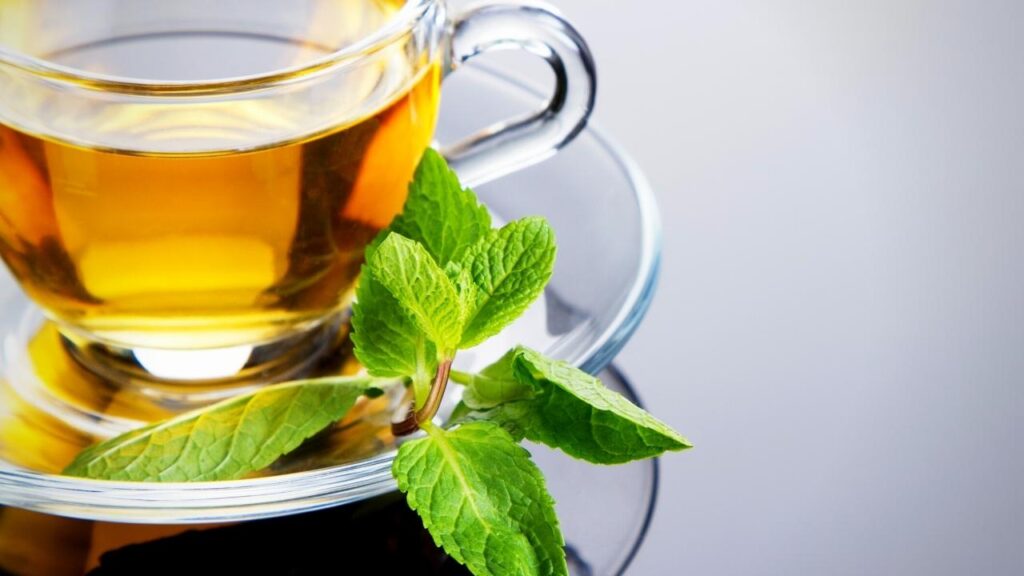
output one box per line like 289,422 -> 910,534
64,148 -> 690,576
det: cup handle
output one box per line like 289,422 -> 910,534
439,3 -> 597,187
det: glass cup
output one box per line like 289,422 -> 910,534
0,0 -> 594,385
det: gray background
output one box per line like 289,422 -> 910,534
454,0 -> 1023,574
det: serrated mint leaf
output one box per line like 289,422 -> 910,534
394,422 -> 567,576
351,267 -> 437,385
389,148 -> 492,266
460,349 -> 535,410
445,260 -> 478,304
368,233 -> 465,354
64,377 -> 376,481
458,218 -> 556,349
448,400 -> 474,425
492,348 -> 692,464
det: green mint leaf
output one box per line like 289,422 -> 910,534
491,348 -> 692,464
458,218 -> 556,349
444,260 -> 477,304
394,422 -> 567,576
389,148 -> 492,266
368,233 -> 465,354
351,267 -> 437,386
460,349 -> 534,410
64,377 -> 376,481
448,400 -> 474,425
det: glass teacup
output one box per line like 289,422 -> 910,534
0,0 -> 594,385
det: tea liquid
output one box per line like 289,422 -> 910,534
0,0 -> 440,349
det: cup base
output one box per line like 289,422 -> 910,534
59,314 -> 346,406
1,302 -> 362,439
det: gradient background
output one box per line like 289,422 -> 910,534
453,0 -> 1024,573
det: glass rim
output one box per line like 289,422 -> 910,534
0,0 -> 435,96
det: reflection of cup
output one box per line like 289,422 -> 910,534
0,1 -> 594,383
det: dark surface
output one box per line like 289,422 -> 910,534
0,494 -> 606,575
87,493 -> 470,575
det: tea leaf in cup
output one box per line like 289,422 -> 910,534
393,421 -> 567,576
64,377 -> 379,482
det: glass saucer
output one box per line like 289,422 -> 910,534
0,66 -> 661,523
0,368 -> 656,576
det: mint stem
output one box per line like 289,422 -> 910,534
449,370 -> 474,385
392,358 -> 453,437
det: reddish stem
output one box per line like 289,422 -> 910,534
391,359 -> 453,437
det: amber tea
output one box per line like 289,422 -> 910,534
0,0 -> 594,390
0,0 -> 440,352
